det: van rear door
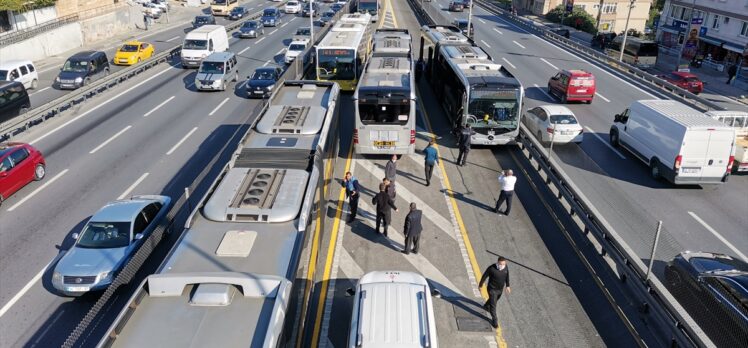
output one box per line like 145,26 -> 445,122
680,129 -> 733,182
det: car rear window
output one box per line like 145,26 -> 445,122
684,77 -> 700,82
550,115 -> 578,124
570,77 -> 594,87
691,257 -> 748,272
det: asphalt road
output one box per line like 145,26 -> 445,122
0,1 -> 320,345
426,1 -> 748,270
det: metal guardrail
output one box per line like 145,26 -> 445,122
474,0 -> 726,113
0,14 -> 80,47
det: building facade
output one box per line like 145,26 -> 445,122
513,0 -> 652,33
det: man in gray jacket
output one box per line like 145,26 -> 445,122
385,154 -> 397,195
403,202 -> 423,254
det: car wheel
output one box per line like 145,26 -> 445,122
34,164 -> 46,181
609,129 -> 620,147
84,77 -> 91,86
31,79 -> 38,89
586,99 -> 592,104
650,158 -> 661,180
20,106 -> 29,115
222,81 -> 227,91
536,130 -> 543,143
104,68 -> 110,76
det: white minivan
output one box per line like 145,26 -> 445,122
0,60 -> 39,90
610,100 -> 735,184
181,25 -> 229,68
346,271 -> 439,348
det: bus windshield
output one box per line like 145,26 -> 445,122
358,98 -> 410,125
318,49 -> 356,80
467,89 -> 520,129
358,1 -> 377,13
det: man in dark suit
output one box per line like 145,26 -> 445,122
456,124 -> 475,167
479,256 -> 511,328
372,183 -> 397,236
403,202 -> 423,254
342,172 -> 361,223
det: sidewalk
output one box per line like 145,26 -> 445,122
654,52 -> 748,105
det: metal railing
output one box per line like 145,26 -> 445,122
0,14 -> 80,47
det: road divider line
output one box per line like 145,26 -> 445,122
0,259 -> 55,318
7,168 -> 69,212
89,125 -> 132,154
165,36 -> 180,42
540,57 -> 558,70
595,92 -> 611,102
276,48 -> 285,55
30,67 -> 175,145
263,60 -> 271,66
166,127 -> 198,155
118,172 -> 150,200
501,57 -> 516,69
256,37 -> 266,43
478,18 -> 486,24
29,86 -> 50,96
480,40 -> 491,48
512,40 -> 526,49
143,95 -> 175,117
268,29 -> 278,36
583,126 -> 626,159
238,46 -> 251,55
208,97 -> 230,116
688,212 -> 748,262
493,28 -> 503,35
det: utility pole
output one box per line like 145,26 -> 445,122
595,0 -> 604,32
675,0 -> 697,71
310,0 -> 315,43
618,0 -> 635,62
467,0 -> 473,39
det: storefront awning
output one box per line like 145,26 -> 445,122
658,25 -> 683,34
698,35 -> 746,54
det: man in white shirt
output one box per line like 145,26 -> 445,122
494,169 -> 516,215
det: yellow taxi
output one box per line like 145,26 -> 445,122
113,41 -> 154,66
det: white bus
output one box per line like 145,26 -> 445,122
316,13 -> 373,91
606,36 -> 659,69
354,29 -> 416,155
356,0 -> 380,22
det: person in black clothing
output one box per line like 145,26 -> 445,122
372,183 -> 398,236
456,124 -> 474,167
403,202 -> 423,254
479,256 -> 511,328
343,172 -> 361,223
727,64 -> 738,84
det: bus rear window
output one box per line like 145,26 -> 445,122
358,101 -> 410,125
637,43 -> 658,56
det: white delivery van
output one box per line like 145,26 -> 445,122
706,110 -> 748,174
181,25 -> 229,68
346,271 -> 439,348
610,100 -> 735,185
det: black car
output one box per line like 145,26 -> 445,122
591,32 -> 616,48
55,51 -> 110,90
665,251 -> 748,347
448,1 -> 464,12
229,6 -> 249,20
320,11 -> 335,26
302,3 -> 319,17
193,15 -> 216,28
453,19 -> 473,38
331,3 -> 344,12
246,67 -> 282,98
239,20 -> 264,38
0,81 -> 30,122
553,28 -> 570,39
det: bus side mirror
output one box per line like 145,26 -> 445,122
345,288 -> 355,296
431,288 -> 442,298
614,114 -> 621,122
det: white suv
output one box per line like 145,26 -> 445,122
284,38 -> 310,64
285,0 -> 301,13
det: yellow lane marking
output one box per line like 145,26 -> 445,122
387,0 -> 399,28
310,142 -> 354,347
417,92 -> 508,348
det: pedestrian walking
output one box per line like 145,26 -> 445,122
479,256 -> 511,329
372,183 -> 398,236
385,153 -> 397,191
143,13 -> 150,30
402,202 -> 423,254
727,63 -> 738,84
342,172 -> 361,223
423,139 -> 439,186
383,178 -> 396,200
456,124 -> 474,167
494,169 -> 516,216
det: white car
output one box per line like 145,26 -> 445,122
285,0 -> 301,13
0,60 -> 39,89
284,39 -> 309,64
524,105 -> 584,144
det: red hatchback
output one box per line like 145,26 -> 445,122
659,71 -> 703,94
548,70 -> 596,104
0,143 -> 46,204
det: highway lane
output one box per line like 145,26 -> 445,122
0,10 -> 309,346
424,1 -> 748,266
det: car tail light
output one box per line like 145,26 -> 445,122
410,130 -> 416,144
727,155 -> 734,173
579,128 -> 584,134
546,127 -> 555,134
353,129 -> 358,144
674,155 -> 682,169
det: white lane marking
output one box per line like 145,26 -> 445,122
166,127 -> 198,155
501,57 -> 516,69
480,40 -> 491,48
263,60 -> 271,67
208,97 -> 230,116
0,259 -> 55,318
493,28 -> 503,35
281,22 -> 289,28
688,212 -> 748,262
276,48 -> 285,55
485,336 -> 499,348
7,169 -> 69,212
143,95 -> 175,117
583,126 -> 626,159
533,83 -> 554,100
478,18 -> 486,24
268,29 -> 278,35
237,81 -> 247,90
238,46 -> 251,55
512,40 -> 526,49
595,92 -> 611,102
29,86 -> 51,95
540,57 -> 558,70
337,248 -> 364,279
30,67 -> 175,145
118,172 -> 150,200
256,37 -> 266,43
89,125 -> 132,154
165,36 -> 180,42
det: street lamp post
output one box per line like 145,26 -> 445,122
310,0 -> 315,42
675,0 -> 697,71
618,0 -> 635,62
467,0 -> 473,38
547,123 -> 557,160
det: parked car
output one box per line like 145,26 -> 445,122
0,142 -> 45,205
238,20 -> 264,38
262,8 -> 282,26
228,6 -> 249,20
553,27 -> 570,38
149,0 -> 168,12
285,0 -> 301,14
331,3 -> 344,12
547,69 -> 596,104
0,81 -> 30,122
55,51 -> 110,90
246,66 -> 282,98
302,2 -> 319,17
113,41 -> 154,66
0,60 -> 39,90
657,71 -> 704,94
664,251 -> 748,347
142,3 -> 162,18
524,105 -> 584,144
448,1 -> 464,12
193,14 -> 216,28
320,10 -> 335,26
52,195 -> 171,296
591,32 -> 616,48
452,19 -> 473,38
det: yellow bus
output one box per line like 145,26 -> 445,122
211,0 -> 238,16
316,13 -> 373,91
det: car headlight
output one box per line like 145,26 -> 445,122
98,271 -> 112,282
265,84 -> 274,91
53,272 -> 62,282
75,77 -> 83,83
55,77 -> 60,83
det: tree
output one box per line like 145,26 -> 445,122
545,5 -> 565,23
0,0 -> 56,11
0,0 -> 25,11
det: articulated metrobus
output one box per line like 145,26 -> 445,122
316,13 -> 373,91
606,36 -> 659,69
356,0 -> 380,22
210,0 -> 238,16
353,29 -> 416,154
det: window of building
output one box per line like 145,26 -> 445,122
712,14 -> 720,30
723,17 -> 729,24
741,21 -> 748,37
602,2 -> 617,14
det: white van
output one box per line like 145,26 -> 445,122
610,100 -> 735,184
0,60 -> 39,90
181,25 -> 229,68
284,38 -> 310,64
346,271 -> 439,348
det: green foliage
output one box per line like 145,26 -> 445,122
0,0 -> 56,11
0,0 -> 25,11
646,7 -> 658,28
32,0 -> 57,8
545,5 -> 565,23
545,5 -> 597,35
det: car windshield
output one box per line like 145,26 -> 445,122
288,1 -> 298,5
62,59 -> 89,73
263,9 -> 276,16
76,221 -> 132,248
691,257 -> 748,272
456,21 -> 467,29
253,70 -> 276,80
231,7 -> 244,13
243,21 -> 258,28
200,61 -> 225,74
212,0 -> 226,4
359,2 -> 376,11
289,44 -> 306,51
467,88 -> 520,129
550,114 -> 578,125
296,28 -> 311,35
183,39 -> 208,50
196,16 -> 210,23
323,11 -> 334,17
0,70 -> 7,80
119,44 -> 139,52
